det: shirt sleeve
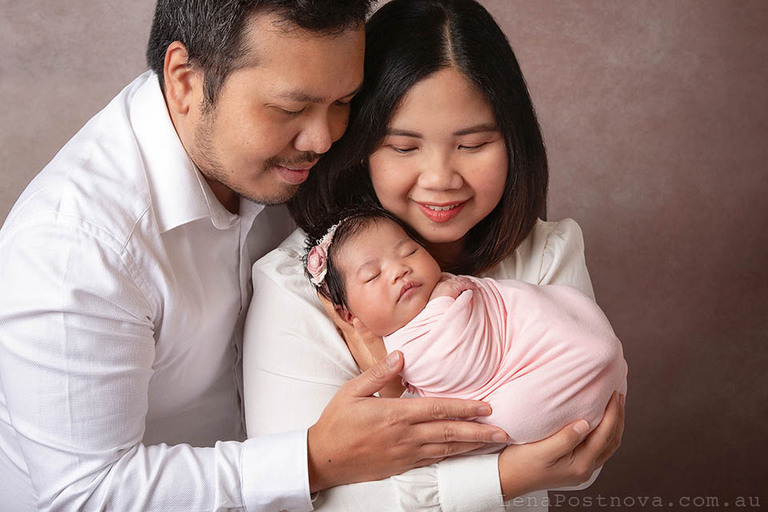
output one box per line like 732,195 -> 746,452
0,219 -> 311,512
242,236 -> 508,511
536,218 -> 596,299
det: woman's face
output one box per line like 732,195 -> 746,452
368,67 -> 508,263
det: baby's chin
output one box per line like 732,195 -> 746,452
381,298 -> 431,337
378,317 -> 409,338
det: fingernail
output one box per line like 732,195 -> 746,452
492,432 -> 508,443
385,351 -> 400,370
476,404 -> 492,416
573,420 -> 590,435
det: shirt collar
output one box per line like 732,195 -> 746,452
129,71 -> 263,233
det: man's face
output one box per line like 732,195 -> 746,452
180,14 -> 365,208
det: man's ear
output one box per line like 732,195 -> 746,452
163,41 -> 199,116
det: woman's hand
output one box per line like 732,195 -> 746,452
307,351 -> 510,493
318,293 -> 405,397
498,391 -> 626,499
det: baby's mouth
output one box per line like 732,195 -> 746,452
398,281 -> 420,301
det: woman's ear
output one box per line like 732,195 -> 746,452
163,41 -> 199,116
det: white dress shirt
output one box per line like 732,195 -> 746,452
0,71 -> 308,511
243,219 -> 596,511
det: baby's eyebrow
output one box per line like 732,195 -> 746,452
356,259 -> 379,278
394,237 -> 413,249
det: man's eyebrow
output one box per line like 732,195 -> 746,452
276,83 -> 363,104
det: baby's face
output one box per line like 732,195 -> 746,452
337,220 -> 442,337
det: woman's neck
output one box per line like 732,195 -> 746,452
425,239 -> 465,273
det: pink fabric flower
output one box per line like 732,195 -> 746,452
306,221 -> 342,287
307,245 -> 328,286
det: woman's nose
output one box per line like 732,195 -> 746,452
417,150 -> 463,190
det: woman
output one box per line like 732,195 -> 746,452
243,0 -> 624,510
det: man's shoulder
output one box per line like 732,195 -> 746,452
2,73 -> 172,250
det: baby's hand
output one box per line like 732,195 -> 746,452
431,273 -> 477,300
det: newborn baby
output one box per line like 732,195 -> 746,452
305,208 -> 627,443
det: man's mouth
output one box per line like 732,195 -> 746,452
274,163 -> 316,185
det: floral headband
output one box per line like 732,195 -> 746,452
306,221 -> 343,287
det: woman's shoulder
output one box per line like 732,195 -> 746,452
488,218 -> 594,296
251,227 -> 318,299
252,228 -> 307,276
525,217 -> 586,258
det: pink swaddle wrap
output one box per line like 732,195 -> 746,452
383,277 -> 627,444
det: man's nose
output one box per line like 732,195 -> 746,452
294,108 -> 347,155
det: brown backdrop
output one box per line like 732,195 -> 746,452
2,1 -> 766,510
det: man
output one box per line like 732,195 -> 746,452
0,1 -> 508,510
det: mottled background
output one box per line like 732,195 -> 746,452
2,1 -> 766,510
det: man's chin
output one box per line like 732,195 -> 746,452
239,183 -> 300,207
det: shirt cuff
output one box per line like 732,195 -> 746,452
241,429 -> 313,512
437,454 -> 504,512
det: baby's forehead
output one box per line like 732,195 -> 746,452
340,221 -> 412,265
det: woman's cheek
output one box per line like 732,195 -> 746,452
370,162 -> 413,206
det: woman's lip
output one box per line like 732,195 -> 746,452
416,201 -> 466,223
275,165 -> 311,185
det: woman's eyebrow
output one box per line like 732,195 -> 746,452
385,128 -> 422,138
385,123 -> 499,138
453,123 -> 499,136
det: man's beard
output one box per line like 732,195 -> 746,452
192,113 -> 319,207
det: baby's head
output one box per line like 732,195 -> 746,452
305,207 -> 442,337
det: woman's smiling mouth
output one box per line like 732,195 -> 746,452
417,201 -> 466,223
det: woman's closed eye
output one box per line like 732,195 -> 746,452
458,142 -> 488,151
390,145 -> 418,154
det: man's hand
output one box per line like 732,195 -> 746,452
307,351 -> 510,492
498,391 -> 626,499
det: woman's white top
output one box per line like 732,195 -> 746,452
243,218 -> 595,511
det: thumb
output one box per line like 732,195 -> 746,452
540,420 -> 591,461
344,351 -> 403,398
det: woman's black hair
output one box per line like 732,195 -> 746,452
289,0 -> 548,275
304,206 -> 423,312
